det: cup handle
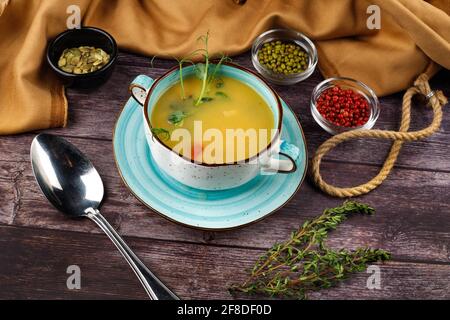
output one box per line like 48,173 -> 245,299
129,75 -> 155,107
262,140 -> 300,174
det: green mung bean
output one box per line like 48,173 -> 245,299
257,40 -> 309,75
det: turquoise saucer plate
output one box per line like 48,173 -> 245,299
113,96 -> 308,230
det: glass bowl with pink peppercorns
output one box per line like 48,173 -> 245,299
310,77 -> 380,135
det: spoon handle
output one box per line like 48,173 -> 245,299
85,208 -> 179,300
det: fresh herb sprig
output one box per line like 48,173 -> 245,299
176,32 -> 231,105
229,201 -> 391,299
150,128 -> 170,141
175,50 -> 203,101
194,33 -> 210,106
168,110 -> 189,127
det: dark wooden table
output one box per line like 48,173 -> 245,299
1,51 -> 449,300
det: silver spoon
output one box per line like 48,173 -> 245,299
30,133 -> 179,300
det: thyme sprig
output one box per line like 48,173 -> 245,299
229,201 -> 391,299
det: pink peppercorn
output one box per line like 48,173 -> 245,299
316,85 -> 370,127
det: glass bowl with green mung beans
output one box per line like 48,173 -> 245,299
251,29 -> 318,85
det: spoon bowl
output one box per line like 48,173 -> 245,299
31,133 -> 103,217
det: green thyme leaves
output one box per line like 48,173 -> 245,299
229,201 -> 391,299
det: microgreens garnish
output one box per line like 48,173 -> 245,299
168,110 -> 189,127
215,91 -> 228,98
176,32 -> 231,105
150,55 -> 157,69
199,97 -> 213,103
150,128 -> 170,141
215,78 -> 225,89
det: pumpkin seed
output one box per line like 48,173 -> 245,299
57,58 -> 66,67
57,46 -> 110,74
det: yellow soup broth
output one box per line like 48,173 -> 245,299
151,76 -> 275,164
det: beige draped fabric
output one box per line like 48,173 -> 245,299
0,0 -> 449,135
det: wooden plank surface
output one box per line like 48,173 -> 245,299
0,50 -> 449,299
1,156 -> 450,264
1,225 -> 449,300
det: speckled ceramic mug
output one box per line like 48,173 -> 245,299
129,63 -> 300,190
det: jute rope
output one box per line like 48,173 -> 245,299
311,73 -> 448,198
